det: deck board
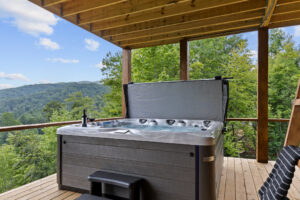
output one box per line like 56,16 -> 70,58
0,158 -> 299,200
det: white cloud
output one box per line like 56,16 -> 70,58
0,84 -> 14,89
95,62 -> 106,69
0,0 -> 58,36
39,38 -> 60,50
46,58 -> 79,64
0,72 -> 30,82
84,38 -> 99,51
250,50 -> 257,59
249,50 -> 257,64
294,26 -> 300,37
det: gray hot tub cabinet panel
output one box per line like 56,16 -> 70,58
58,135 -> 223,200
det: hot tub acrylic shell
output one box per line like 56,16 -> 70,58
57,126 -> 223,200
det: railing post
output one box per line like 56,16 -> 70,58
180,39 -> 189,80
257,27 -> 269,163
122,48 -> 131,118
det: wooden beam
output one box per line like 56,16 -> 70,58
122,49 -> 131,118
42,0 -> 69,7
257,27 -> 269,163
119,19 -> 261,47
96,0 -> 265,35
261,0 -> 278,27
104,9 -> 263,42
180,39 -> 189,81
62,0 -> 125,17
79,0 -> 246,25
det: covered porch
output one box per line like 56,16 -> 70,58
26,0 -> 300,164
0,158 -> 299,200
0,0 -> 300,199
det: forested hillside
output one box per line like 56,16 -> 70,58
0,82 -> 107,124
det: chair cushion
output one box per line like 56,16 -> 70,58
259,145 -> 300,200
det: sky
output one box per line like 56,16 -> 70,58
0,0 -> 300,90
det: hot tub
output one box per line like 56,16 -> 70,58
57,78 -> 229,200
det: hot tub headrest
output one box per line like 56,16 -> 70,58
124,78 -> 229,122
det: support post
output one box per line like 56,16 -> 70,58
180,39 -> 189,80
122,48 -> 131,118
257,27 -> 269,163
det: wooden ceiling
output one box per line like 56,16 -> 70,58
29,0 -> 300,49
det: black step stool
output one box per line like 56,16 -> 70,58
76,171 -> 143,200
76,193 -> 111,200
89,171 -> 143,200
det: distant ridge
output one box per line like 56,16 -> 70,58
0,81 -> 107,119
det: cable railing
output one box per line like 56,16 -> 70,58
0,117 -> 290,133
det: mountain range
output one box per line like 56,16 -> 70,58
0,81 -> 107,123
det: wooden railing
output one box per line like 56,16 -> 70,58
0,117 -> 289,133
0,117 -> 123,132
227,118 -> 289,122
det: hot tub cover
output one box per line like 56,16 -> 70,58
124,78 -> 229,122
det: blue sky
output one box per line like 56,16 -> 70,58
0,0 -> 299,89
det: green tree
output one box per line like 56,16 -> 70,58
64,91 -> 99,119
132,44 -> 180,82
6,130 -> 55,186
0,145 -> 17,193
99,52 -> 123,117
268,30 -> 300,158
0,112 -> 22,144
43,100 -> 64,120
0,112 -> 21,126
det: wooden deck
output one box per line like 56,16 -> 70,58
0,158 -> 299,200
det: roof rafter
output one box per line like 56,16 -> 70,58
96,0 -> 265,37
129,26 -> 259,49
41,0 -> 69,7
62,0 -> 128,17
274,1 -> 300,15
271,11 -> 300,23
104,9 -> 263,42
79,0 -> 247,25
120,18 -> 261,47
270,18 -> 300,28
277,0 -> 300,6
29,0 -> 300,49
92,0 -> 262,33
